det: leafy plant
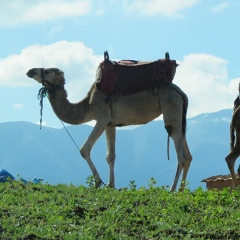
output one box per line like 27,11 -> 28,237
0,180 -> 240,239
148,177 -> 157,188
86,175 -> 95,187
128,180 -> 137,190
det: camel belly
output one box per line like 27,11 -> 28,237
109,92 -> 162,126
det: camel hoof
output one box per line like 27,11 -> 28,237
107,183 -> 115,188
178,186 -> 185,192
94,179 -> 103,188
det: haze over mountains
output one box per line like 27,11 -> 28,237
0,109 -> 234,190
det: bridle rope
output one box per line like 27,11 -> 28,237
37,69 -> 80,151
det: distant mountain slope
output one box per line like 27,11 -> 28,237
0,109 -> 234,190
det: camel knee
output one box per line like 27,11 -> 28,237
178,152 -> 192,167
183,159 -> 191,171
106,154 -> 116,164
80,147 -> 86,159
225,154 -> 236,168
80,145 -> 90,159
186,155 -> 193,166
225,155 -> 231,165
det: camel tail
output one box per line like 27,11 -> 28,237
171,84 -> 188,137
230,106 -> 240,149
165,85 -> 188,160
167,134 -> 170,160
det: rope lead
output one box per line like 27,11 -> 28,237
37,86 -> 80,151
59,120 -> 80,151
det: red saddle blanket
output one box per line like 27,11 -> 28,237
96,52 -> 178,96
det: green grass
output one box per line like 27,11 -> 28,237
0,179 -> 240,239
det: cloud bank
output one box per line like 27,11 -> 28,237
123,0 -> 199,17
0,41 -> 238,118
212,2 -> 230,13
0,0 -> 91,27
175,53 -> 239,117
0,41 -> 103,103
0,0 -> 200,28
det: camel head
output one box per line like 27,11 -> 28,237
26,68 -> 65,89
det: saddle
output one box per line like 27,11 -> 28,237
96,51 -> 178,96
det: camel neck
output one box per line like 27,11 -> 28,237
47,87 -> 92,125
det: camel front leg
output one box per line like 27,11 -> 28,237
225,150 -> 240,189
105,126 -> 116,188
80,121 -> 106,188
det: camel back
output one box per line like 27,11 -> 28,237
96,51 -> 178,96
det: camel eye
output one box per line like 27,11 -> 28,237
55,69 -> 61,75
44,69 -> 49,74
55,69 -> 63,76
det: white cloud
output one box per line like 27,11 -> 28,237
174,53 -> 239,117
0,41 -> 103,102
123,0 -> 199,17
13,103 -> 24,109
212,2 -> 230,13
0,42 -> 238,118
0,0 -> 91,27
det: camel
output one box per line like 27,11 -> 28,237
26,61 -> 192,191
225,83 -> 240,188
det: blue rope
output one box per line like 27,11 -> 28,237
37,87 -> 48,129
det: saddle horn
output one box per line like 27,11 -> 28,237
104,51 -> 109,61
165,52 -> 170,60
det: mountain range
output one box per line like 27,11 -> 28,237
0,109 -> 235,190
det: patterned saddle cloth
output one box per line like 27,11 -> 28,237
96,51 -> 178,96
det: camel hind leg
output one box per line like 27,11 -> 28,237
161,88 -> 192,191
169,132 -> 192,191
166,125 -> 192,191
163,120 -> 192,191
225,118 -> 240,188
225,152 -> 240,189
225,147 -> 240,189
178,138 -> 192,191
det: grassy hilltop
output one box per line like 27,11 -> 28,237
0,179 -> 240,239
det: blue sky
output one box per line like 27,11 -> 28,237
0,0 -> 239,128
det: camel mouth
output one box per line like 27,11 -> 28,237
26,69 -> 36,78
26,68 -> 44,84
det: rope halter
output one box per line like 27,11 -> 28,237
37,68 -> 63,129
